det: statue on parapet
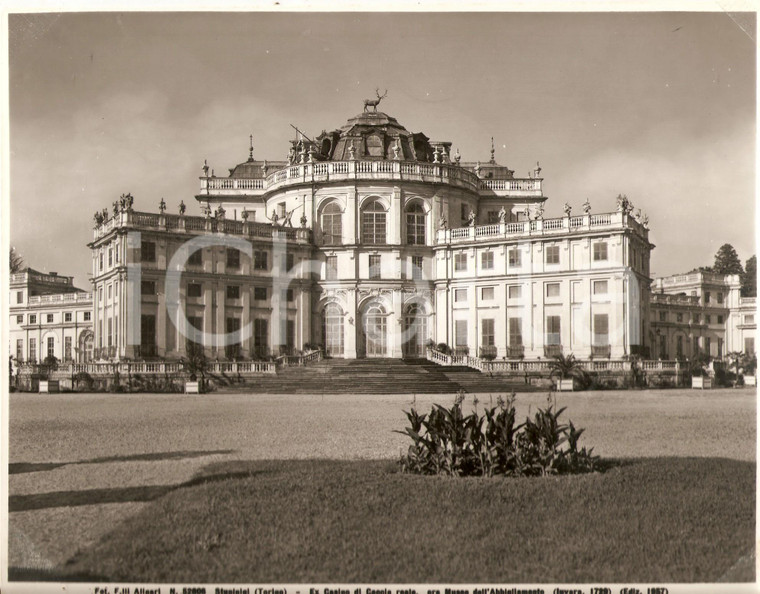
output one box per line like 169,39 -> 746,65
467,209 -> 477,227
269,209 -> 280,226
241,209 -> 248,222
179,200 -> 186,215
112,201 -> 120,218
438,214 -> 447,230
94,211 -> 104,226
563,202 -> 572,217
582,198 -> 591,214
159,198 -> 166,214
535,205 -> 544,220
498,206 -> 507,223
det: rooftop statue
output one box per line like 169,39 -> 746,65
363,88 -> 387,113
582,199 -> 591,214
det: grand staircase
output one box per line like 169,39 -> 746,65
217,358 -> 538,394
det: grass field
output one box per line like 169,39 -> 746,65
8,388 -> 757,583
55,457 -> 755,583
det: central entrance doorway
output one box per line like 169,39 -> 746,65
359,303 -> 387,358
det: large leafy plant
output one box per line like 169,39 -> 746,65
397,392 -> 599,477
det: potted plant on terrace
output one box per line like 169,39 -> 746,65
550,353 -> 583,391
689,353 -> 712,389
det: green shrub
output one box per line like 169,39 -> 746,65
397,392 -> 599,477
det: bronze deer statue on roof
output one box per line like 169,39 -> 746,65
363,89 -> 388,113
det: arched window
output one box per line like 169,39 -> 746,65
321,202 -> 342,246
363,303 -> 387,357
323,303 -> 344,356
404,303 -> 428,358
406,203 -> 426,245
362,200 -> 387,245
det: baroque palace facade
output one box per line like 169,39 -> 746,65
84,105 -> 655,361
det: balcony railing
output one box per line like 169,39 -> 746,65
198,160 -> 535,196
28,293 -> 93,306
506,345 -> 525,359
438,210 -> 648,245
93,209 -> 312,244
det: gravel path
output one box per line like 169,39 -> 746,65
8,387 -> 757,573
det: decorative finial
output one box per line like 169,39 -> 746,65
490,137 -> 495,164
248,135 -> 254,162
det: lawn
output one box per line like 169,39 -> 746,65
57,456 -> 755,584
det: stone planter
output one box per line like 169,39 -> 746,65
744,375 -> 756,387
185,381 -> 201,394
691,376 -> 712,389
39,380 -> 59,393
558,378 -> 575,391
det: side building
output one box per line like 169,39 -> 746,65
9,268 -> 93,364
650,271 -> 756,359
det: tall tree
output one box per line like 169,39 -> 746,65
9,247 -> 24,273
713,243 -> 744,275
741,255 -> 756,297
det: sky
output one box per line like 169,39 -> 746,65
6,10 -> 757,290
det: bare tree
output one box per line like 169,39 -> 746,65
9,247 -> 24,273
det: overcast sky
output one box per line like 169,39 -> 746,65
7,11 -> 756,289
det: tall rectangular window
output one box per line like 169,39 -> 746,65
186,316 -> 204,349
412,256 -> 423,280
226,248 -> 240,269
545,315 -> 561,345
705,291 -> 711,304
226,285 -> 240,300
677,335 -> 684,358
369,255 -> 381,280
188,249 -> 203,266
16,291 -> 23,304
593,242 -> 608,261
107,318 -> 113,347
593,314 -> 609,346
254,251 -> 268,270
508,248 -> 521,267
141,241 -> 156,263
705,337 -> 712,355
16,339 -> 23,361
362,203 -> 387,245
254,318 -> 269,358
481,319 -> 495,346
187,283 -> 202,298
108,248 -> 113,267
326,256 -> 338,281
29,338 -> 36,362
509,317 -> 523,346
254,287 -> 267,301
745,337 -> 755,355
455,320 -> 468,348
454,253 -> 467,272
29,314 -> 37,324
141,280 -> 156,296
283,253 -> 295,273
545,246 -> 560,265
46,314 -> 54,323
481,251 -> 494,270
225,317 -> 241,359
84,312 -> 91,321
47,336 -> 55,359
64,312 -> 72,322
717,292 -> 724,304
99,252 -> 104,271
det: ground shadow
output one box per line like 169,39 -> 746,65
9,469 -> 263,512
9,449 -> 236,475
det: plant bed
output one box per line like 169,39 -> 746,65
52,457 -> 755,584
